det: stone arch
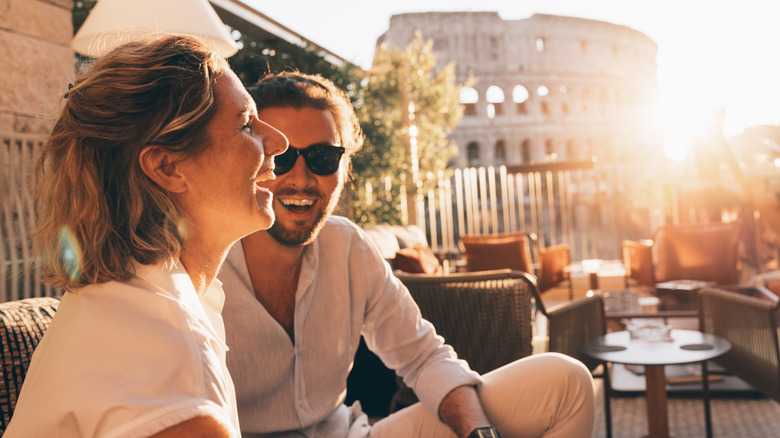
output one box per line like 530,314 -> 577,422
513,85 -> 530,114
494,140 -> 506,165
460,86 -> 479,116
566,138 -> 576,160
486,85 -> 505,118
545,138 -> 555,159
467,141 -> 481,167
521,138 -> 532,163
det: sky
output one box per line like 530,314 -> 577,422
243,0 -> 780,155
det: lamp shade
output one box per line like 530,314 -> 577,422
71,0 -> 238,58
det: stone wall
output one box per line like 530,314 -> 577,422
0,0 -> 74,135
378,12 -> 664,169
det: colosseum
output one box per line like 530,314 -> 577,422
377,12 -> 664,168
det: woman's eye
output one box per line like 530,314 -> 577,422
242,120 -> 253,131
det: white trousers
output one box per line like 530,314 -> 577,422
370,353 -> 595,438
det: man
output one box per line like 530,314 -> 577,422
219,71 -> 594,438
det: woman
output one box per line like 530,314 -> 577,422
5,34 -> 287,437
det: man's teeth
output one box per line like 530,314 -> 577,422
280,199 -> 314,206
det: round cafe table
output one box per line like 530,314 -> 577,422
582,329 -> 730,438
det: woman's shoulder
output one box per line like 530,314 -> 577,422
9,277 -> 229,437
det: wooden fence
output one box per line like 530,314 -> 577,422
1,133 -> 60,301
370,160 -> 667,263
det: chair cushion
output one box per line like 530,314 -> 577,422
363,224 -> 401,260
0,297 -> 60,433
459,233 -> 534,274
391,225 -> 428,249
395,245 -> 443,274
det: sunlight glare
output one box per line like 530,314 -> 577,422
659,95 -> 714,162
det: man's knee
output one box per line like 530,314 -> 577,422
477,354 -> 594,436
481,353 -> 593,401
485,353 -> 591,382
535,352 -> 593,388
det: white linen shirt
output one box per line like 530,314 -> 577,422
5,260 -> 240,438
220,216 -> 481,437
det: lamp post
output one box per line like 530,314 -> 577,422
398,62 -> 422,226
71,0 -> 238,58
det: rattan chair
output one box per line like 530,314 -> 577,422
546,295 -> 612,438
390,269 -> 542,411
0,297 -> 60,433
699,286 -> 780,402
622,222 -> 742,288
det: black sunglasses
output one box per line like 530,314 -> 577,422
273,143 -> 345,176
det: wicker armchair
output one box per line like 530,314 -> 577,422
546,295 -> 612,438
390,269 -> 542,411
0,297 -> 60,433
699,286 -> 780,402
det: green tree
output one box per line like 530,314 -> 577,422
351,32 -> 465,227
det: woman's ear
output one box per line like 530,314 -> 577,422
138,146 -> 188,193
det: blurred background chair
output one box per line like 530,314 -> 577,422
538,244 -> 573,300
622,222 -> 742,288
699,286 -> 780,403
390,269 -> 542,411
459,232 -> 573,299
546,295 -> 612,438
459,232 -> 534,274
0,297 -> 60,433
621,239 -> 655,288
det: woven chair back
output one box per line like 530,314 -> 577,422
0,297 -> 59,433
395,269 -> 536,375
700,287 -> 780,402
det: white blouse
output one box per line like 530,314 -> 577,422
5,260 -> 240,438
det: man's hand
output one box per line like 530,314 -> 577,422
148,416 -> 230,438
438,385 -> 493,438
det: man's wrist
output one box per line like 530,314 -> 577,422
466,426 -> 500,438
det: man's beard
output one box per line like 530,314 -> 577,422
267,183 -> 343,247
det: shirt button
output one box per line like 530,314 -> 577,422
298,399 -> 303,407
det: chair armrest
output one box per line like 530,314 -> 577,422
699,287 -> 780,402
547,295 -> 605,372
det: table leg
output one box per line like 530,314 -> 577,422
702,361 -> 713,438
644,364 -> 669,438
589,272 -> 599,290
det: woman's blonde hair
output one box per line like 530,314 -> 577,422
35,34 -> 229,290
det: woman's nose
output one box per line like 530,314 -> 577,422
257,120 -> 288,157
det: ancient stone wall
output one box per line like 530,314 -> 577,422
378,12 -> 663,168
0,0 -> 74,135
